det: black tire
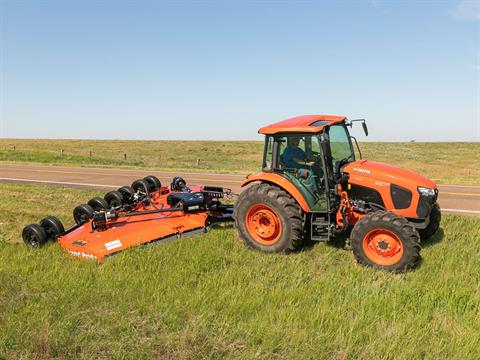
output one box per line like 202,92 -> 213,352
118,186 -> 136,204
73,204 -> 95,224
171,176 -> 187,191
40,216 -> 65,240
350,211 -> 421,273
132,179 -> 150,193
144,175 -> 162,192
234,183 -> 304,253
419,203 -> 441,240
22,224 -> 48,248
104,190 -> 124,208
88,197 -> 110,211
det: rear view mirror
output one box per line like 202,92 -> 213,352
362,122 -> 369,136
348,118 -> 369,137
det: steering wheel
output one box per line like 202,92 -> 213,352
303,155 -> 324,177
334,157 -> 350,174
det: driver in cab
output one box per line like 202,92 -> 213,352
282,137 -> 315,169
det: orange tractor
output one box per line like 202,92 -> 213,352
234,115 -> 440,272
22,115 -> 440,272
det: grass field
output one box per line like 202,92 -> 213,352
1,139 -> 479,185
1,182 -> 480,359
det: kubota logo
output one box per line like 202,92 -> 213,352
353,167 -> 371,174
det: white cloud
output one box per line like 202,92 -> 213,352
369,0 -> 379,9
454,0 -> 480,21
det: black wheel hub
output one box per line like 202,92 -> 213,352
378,240 -> 389,250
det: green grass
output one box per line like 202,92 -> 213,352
1,182 -> 480,359
0,139 -> 264,175
1,139 -> 479,184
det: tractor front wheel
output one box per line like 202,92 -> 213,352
419,202 -> 441,240
350,211 -> 421,272
234,183 -> 304,253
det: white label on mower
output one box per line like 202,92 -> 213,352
105,239 -> 122,251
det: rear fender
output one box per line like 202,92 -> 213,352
241,172 -> 311,212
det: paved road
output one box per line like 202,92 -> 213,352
0,163 -> 479,216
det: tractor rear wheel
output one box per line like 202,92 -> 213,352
234,183 -> 304,253
350,211 -> 421,273
419,202 -> 441,240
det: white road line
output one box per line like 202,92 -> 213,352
442,208 -> 480,215
0,177 -> 121,188
0,164 -> 245,178
438,184 -> 480,189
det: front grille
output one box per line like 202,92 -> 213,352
390,185 -> 412,209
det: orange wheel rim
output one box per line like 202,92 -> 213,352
245,204 -> 282,245
362,229 -> 404,266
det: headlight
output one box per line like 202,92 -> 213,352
418,187 -> 436,197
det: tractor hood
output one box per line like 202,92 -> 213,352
342,160 -> 437,190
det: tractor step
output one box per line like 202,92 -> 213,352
310,213 -> 330,242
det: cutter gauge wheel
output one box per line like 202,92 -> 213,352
144,176 -> 162,192
40,216 -> 65,240
104,191 -> 124,208
118,186 -> 136,204
88,197 -> 110,211
73,204 -> 95,225
22,224 -> 48,248
132,179 -> 150,194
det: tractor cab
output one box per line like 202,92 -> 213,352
263,133 -> 327,210
259,116 -> 360,213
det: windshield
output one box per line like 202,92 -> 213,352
329,125 -> 355,171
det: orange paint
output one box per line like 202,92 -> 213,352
362,229 -> 404,266
245,204 -> 283,245
343,160 -> 437,218
241,172 -> 311,212
258,114 -> 346,135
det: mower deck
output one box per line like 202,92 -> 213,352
22,177 -> 234,262
60,186 -> 211,262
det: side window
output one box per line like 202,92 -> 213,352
277,136 -> 287,168
297,137 -> 305,151
311,136 -> 321,155
263,136 -> 274,170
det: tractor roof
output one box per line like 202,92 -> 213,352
258,115 -> 347,135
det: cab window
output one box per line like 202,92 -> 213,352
329,125 -> 354,170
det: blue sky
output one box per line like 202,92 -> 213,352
1,0 -> 479,141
